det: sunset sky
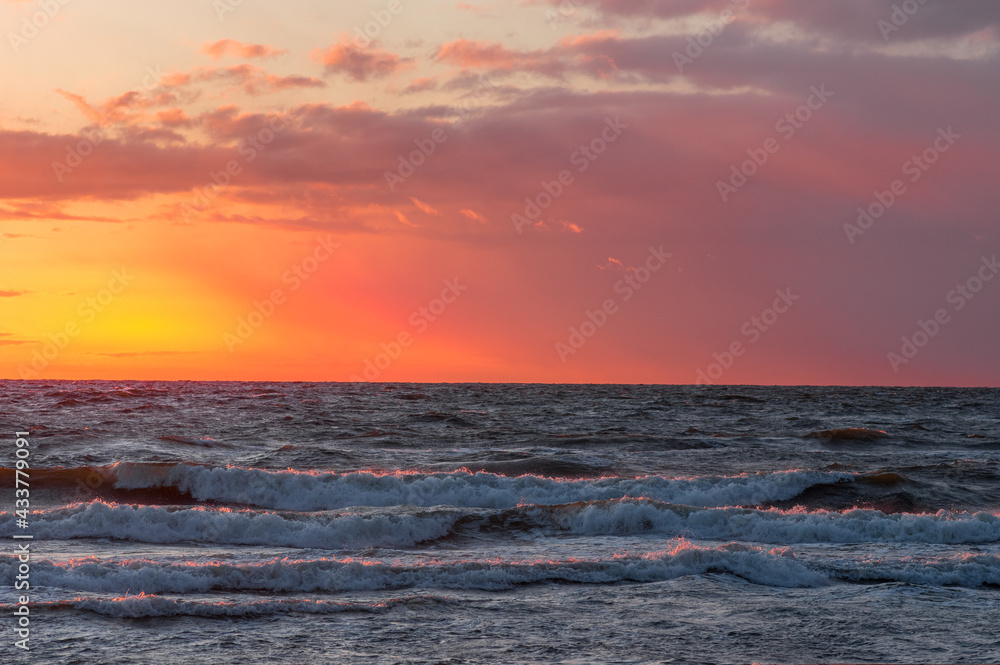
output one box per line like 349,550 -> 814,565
2,0 -> 998,384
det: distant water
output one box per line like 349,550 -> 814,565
1,381 -> 998,664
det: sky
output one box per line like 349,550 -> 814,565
1,0 -> 998,385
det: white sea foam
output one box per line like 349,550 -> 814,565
826,552 -> 1000,587
0,501 -> 457,549
4,498 -> 997,548
4,542 -> 828,593
10,545 -> 996,593
110,463 -> 856,510
11,595 -> 444,618
544,499 -> 1000,544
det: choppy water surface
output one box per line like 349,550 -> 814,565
1,382 -> 998,664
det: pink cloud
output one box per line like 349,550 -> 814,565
312,42 -> 414,81
410,198 -> 439,214
433,37 -> 619,79
201,39 -> 288,60
395,210 -> 417,227
456,2 -> 491,14
403,77 -> 439,94
598,257 -> 624,270
546,0 -> 1000,43
6,3 -> 1000,385
194,65 -> 326,96
460,208 -> 488,223
157,108 -> 193,128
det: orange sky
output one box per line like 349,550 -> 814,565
2,0 -> 999,384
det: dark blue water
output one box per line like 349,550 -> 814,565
1,381 -> 998,663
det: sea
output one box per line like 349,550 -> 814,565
1,381 -> 998,664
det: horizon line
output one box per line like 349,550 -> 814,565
1,378 -> 997,389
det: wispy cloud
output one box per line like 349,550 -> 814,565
201,39 -> 289,60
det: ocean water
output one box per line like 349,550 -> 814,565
1,381 -> 998,664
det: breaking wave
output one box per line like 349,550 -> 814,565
2,542 -> 828,593
105,463 -> 858,510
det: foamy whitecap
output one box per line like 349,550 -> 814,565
110,463 -> 858,510
542,499 -> 1000,544
0,501 -> 459,549
3,542 -> 829,593
5,498 -> 997,548
9,595 -> 447,618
